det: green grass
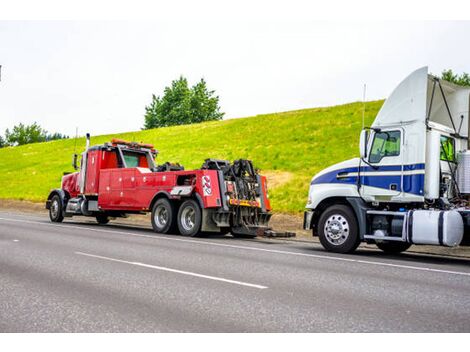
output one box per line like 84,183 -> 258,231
0,100 -> 383,213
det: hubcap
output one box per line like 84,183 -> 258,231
181,207 -> 196,231
324,214 -> 349,245
154,205 -> 168,228
51,200 -> 59,219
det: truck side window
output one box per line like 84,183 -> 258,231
440,135 -> 455,162
369,130 -> 400,163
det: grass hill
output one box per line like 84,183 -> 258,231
0,100 -> 383,213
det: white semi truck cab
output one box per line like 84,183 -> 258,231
303,67 -> 470,253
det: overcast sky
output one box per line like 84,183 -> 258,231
0,20 -> 469,136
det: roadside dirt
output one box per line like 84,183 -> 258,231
262,171 -> 293,189
1,198 -> 470,259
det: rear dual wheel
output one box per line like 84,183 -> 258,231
376,241 -> 411,254
151,198 -> 177,234
177,199 -> 202,237
150,198 -> 203,237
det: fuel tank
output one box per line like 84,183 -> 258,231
410,210 -> 463,247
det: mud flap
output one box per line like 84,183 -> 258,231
201,208 -> 220,232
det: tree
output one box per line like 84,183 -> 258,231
3,122 -> 68,146
190,79 -> 225,123
0,135 -> 5,148
441,69 -> 470,87
5,122 -> 46,146
144,76 -> 224,129
46,132 -> 69,141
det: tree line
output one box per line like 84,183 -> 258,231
1,69 -> 468,148
0,122 -> 68,148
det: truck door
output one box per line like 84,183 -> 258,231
360,128 -> 404,200
84,149 -> 100,195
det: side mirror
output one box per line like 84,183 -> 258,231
72,153 -> 78,170
359,129 -> 369,159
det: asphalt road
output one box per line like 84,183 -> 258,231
1,211 -> 469,332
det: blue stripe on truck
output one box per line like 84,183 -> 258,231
311,163 -> 425,196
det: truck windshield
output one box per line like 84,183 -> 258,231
369,130 -> 401,163
440,136 -> 455,162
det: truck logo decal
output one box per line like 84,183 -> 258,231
202,175 -> 212,196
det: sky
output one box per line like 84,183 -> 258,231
0,20 -> 470,137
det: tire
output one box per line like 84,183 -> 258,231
151,198 -> 177,234
219,228 -> 231,235
317,204 -> 360,253
177,199 -> 202,237
376,241 -> 411,254
49,195 -> 64,223
96,214 -> 110,225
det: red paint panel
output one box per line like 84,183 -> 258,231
260,175 -> 271,211
97,170 -> 112,208
198,170 -> 221,208
62,172 -> 80,198
101,150 -> 118,169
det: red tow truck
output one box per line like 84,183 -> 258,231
45,134 -> 274,237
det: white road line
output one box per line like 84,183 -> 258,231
1,216 -> 470,278
75,251 -> 268,289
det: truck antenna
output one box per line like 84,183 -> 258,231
362,83 -> 367,129
73,127 -> 78,155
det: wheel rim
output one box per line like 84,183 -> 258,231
324,213 -> 349,246
51,199 -> 59,219
154,205 -> 168,228
181,206 -> 196,231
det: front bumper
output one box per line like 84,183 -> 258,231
303,210 -> 314,230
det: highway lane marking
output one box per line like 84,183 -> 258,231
2,216 -> 470,278
75,251 -> 268,289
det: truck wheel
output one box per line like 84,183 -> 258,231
376,241 -> 411,254
151,198 -> 177,234
177,199 -> 202,237
96,214 -> 109,225
49,195 -> 64,223
317,204 -> 360,253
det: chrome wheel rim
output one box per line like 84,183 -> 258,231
154,205 -> 168,228
181,207 -> 196,231
324,214 -> 349,245
51,199 -> 59,219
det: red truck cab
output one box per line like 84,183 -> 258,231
46,136 -> 271,237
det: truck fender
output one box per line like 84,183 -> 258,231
45,189 -> 70,210
148,191 -> 172,210
308,196 -> 369,239
193,192 -> 204,209
345,197 -> 369,240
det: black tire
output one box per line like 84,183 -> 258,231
49,195 -> 64,223
219,228 -> 231,235
151,198 -> 177,234
96,214 -> 110,225
177,199 -> 202,237
376,241 -> 411,254
317,204 -> 360,253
